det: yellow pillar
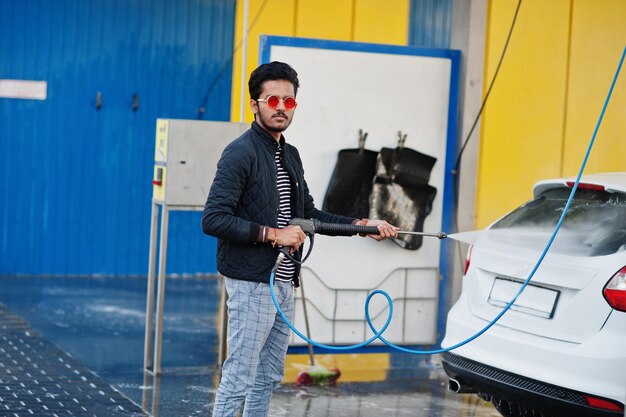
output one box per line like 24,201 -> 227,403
562,0 -> 626,175
476,0 -> 572,228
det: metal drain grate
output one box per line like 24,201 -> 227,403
0,304 -> 147,417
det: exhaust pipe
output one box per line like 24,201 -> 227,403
448,377 -> 477,394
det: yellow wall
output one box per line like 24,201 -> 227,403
476,0 -> 626,228
563,0 -> 626,174
353,0 -> 411,44
230,0 -> 410,123
476,0 -> 571,228
230,0 -> 297,123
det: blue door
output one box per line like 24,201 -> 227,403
0,0 -> 236,275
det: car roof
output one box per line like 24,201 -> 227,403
533,171 -> 626,196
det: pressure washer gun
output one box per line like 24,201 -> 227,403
277,218 -> 447,268
289,218 -> 447,239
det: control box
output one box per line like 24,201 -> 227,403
152,119 -> 248,207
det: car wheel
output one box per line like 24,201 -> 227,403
492,397 -> 553,417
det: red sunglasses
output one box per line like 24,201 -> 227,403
256,95 -> 297,110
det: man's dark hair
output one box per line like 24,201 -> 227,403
248,61 -> 299,100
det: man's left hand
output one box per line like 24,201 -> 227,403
355,219 -> 399,241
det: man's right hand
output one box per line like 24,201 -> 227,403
274,225 -> 306,252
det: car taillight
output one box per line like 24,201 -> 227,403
584,394 -> 624,412
463,245 -> 473,276
565,181 -> 605,191
603,266 -> 626,312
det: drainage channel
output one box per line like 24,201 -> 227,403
0,303 -> 147,417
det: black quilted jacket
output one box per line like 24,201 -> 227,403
201,122 -> 355,286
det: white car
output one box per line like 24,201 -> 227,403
441,172 -> 626,417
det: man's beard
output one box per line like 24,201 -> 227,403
258,108 -> 291,132
265,123 -> 288,133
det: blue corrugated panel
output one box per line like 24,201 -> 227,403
0,0 -> 236,276
409,0 -> 452,48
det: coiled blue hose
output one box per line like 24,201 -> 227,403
270,46 -> 625,355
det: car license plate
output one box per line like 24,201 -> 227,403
488,278 -> 560,319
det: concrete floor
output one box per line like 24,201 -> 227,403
0,276 -> 501,417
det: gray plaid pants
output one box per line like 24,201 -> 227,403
212,277 -> 294,417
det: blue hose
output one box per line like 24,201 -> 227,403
270,46 -> 626,355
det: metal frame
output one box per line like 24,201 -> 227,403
291,266 -> 440,349
143,200 -> 208,375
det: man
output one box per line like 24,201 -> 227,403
202,61 -> 397,417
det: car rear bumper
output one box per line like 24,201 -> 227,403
442,293 -> 626,399
442,351 -> 623,417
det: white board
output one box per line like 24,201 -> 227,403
261,37 -> 460,347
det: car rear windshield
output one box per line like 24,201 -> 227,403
490,186 -> 626,256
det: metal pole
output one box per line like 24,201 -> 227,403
397,230 -> 447,239
217,277 -> 228,368
141,370 -> 152,412
151,374 -> 161,417
239,0 -> 249,123
143,201 -> 160,371
299,275 -> 316,367
153,205 -> 170,375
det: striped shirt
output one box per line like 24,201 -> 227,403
274,145 -> 296,282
